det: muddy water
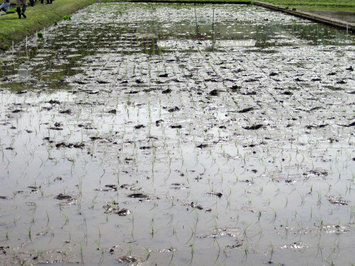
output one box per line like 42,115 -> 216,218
0,3 -> 354,265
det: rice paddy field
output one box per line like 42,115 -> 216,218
0,3 -> 354,265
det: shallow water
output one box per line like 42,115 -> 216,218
0,3 -> 354,265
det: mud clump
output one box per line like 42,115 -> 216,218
162,88 -> 172,94
103,201 -> 131,216
168,106 -> 180,112
340,121 -> 355,127
230,85 -> 241,92
170,125 -> 182,129
117,256 -> 141,263
128,193 -> 149,199
243,124 -> 264,130
238,107 -> 254,113
55,193 -> 74,201
134,124 -> 145,129
305,124 -> 328,129
328,196 -> 348,206
209,89 -> 220,96
59,109 -> 72,114
0,246 -> 10,255
196,143 -> 208,149
55,142 -> 85,149
107,109 -> 117,114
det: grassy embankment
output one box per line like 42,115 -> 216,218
256,0 -> 355,12
110,0 -> 355,11
0,0 -> 94,50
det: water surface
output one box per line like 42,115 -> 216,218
0,3 -> 354,265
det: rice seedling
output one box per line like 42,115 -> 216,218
190,243 -> 195,257
243,224 -> 251,238
244,244 -> 249,256
272,208 -> 277,223
317,191 -> 322,205
80,242 -> 84,264
144,247 -> 151,260
28,227 -> 32,240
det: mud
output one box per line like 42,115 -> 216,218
0,3 -> 354,266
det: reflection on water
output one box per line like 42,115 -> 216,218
0,3 -> 353,92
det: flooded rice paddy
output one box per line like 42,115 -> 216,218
0,3 -> 354,265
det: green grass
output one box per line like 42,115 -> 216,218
258,0 -> 355,11
101,0 -> 251,2
259,0 -> 354,5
